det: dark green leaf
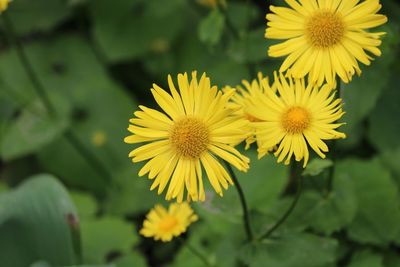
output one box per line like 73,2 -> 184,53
0,174 -> 79,267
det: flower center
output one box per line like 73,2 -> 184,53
158,216 -> 178,232
170,118 -> 209,158
306,11 -> 345,48
282,107 -> 311,134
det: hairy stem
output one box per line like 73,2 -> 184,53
179,238 -> 214,267
224,161 -> 254,241
258,169 -> 303,240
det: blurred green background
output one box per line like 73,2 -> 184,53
1,0 -> 400,266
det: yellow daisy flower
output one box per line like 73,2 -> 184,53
246,72 -> 346,167
224,73 -> 276,156
140,203 -> 198,242
266,0 -> 388,85
124,72 -> 250,202
0,0 -> 11,12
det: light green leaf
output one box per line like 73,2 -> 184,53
198,9 -> 225,45
81,217 -> 138,264
241,233 -> 338,267
337,158 -> 400,245
89,0 -> 187,62
0,174 -> 79,267
114,252 -> 148,267
302,159 -> 333,177
1,98 -> 69,161
70,191 -> 98,220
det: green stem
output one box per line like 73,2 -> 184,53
2,12 -> 111,185
179,238 -> 213,267
217,3 -> 240,40
224,161 -> 254,241
326,79 -> 342,194
1,13 -> 55,114
258,172 -> 303,240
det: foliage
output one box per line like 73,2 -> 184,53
1,0 -> 400,267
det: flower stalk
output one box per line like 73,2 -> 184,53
179,238 -> 214,267
258,163 -> 303,240
224,161 -> 254,242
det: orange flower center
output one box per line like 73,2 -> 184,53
170,118 -> 209,158
306,11 -> 345,48
158,216 -> 178,232
282,107 -> 311,134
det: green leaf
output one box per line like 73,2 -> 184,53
89,0 -> 187,62
70,191 -> 98,220
81,217 -> 138,264
348,250 -> 383,267
340,23 -> 400,149
198,149 -> 287,234
337,158 -> 400,245
198,9 -> 225,46
4,0 -> 71,35
1,97 -> 69,161
227,27 -> 269,63
104,166 -> 160,216
114,252 -> 148,267
0,174 -> 79,267
302,159 -> 333,177
241,233 -> 338,267
368,68 -> 400,151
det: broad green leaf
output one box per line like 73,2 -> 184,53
4,0 -> 71,35
70,191 -> 98,220
1,97 -> 69,161
114,252 -> 148,267
241,233 -> 338,267
104,166 -> 160,216
0,174 -> 79,267
198,9 -> 225,46
348,250 -> 383,267
89,0 -> 187,62
340,23 -> 400,149
10,35 -> 138,195
81,217 -> 138,264
337,158 -> 400,245
368,67 -> 400,151
302,159 -> 333,177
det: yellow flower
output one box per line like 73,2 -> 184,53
224,72 -> 276,156
265,0 -> 388,85
124,72 -> 250,202
0,0 -> 11,12
246,72 -> 346,167
140,203 -> 198,242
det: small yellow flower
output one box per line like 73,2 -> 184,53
0,0 -> 11,12
246,72 -> 346,167
140,203 -> 198,242
265,0 -> 388,85
91,131 -> 107,147
124,72 -> 250,202
224,72 -> 276,156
